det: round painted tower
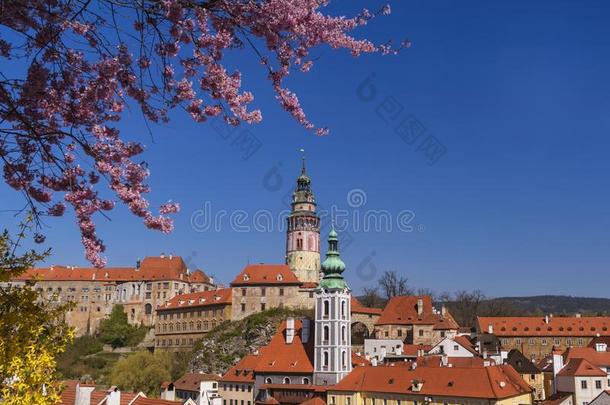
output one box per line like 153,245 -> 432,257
286,158 -> 321,283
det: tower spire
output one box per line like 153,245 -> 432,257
300,148 -> 306,176
320,228 -> 348,290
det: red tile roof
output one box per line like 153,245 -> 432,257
477,316 -> 610,337
352,352 -> 372,367
254,319 -> 314,374
299,397 -> 327,405
402,344 -> 433,357
563,347 -> 610,368
376,296 -> 458,330
173,372 -> 221,392
14,256 -> 209,283
414,356 -> 497,368
158,288 -> 232,310
221,354 -> 261,383
557,358 -> 606,377
231,264 -> 301,286
351,298 -> 382,315
60,386 -> 180,405
452,335 -> 479,355
188,269 -> 212,284
330,364 -> 532,399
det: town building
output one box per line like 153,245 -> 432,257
428,335 -> 480,358
155,288 -> 232,350
477,316 -> 610,360
555,358 -> 609,405
60,381 -> 186,405
8,255 -> 214,335
230,264 -> 314,321
590,390 -> 610,405
350,299 -> 381,346
326,363 -> 534,405
219,354 -> 259,405
506,349 -> 546,401
374,296 -> 459,345
160,372 -> 222,405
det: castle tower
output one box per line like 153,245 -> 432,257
285,157 -> 321,283
313,228 -> 352,386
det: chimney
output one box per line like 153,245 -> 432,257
106,387 -> 120,405
169,254 -> 173,260
75,383 -> 95,405
544,315 -> 549,324
411,362 -> 417,370
286,318 -> 295,344
136,259 -> 141,270
301,318 -> 310,343
160,252 -> 165,258
441,354 -> 448,367
575,313 -> 581,318
371,358 -> 378,367
488,324 -> 494,334
595,343 -> 608,352
396,345 -> 403,356
417,298 -> 424,316
441,305 -> 447,318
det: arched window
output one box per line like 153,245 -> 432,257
265,378 -> 272,384
189,321 -> 194,330
169,323 -> 174,332
323,325 -> 330,342
303,378 -> 310,385
182,321 -> 187,330
283,377 -> 291,385
323,300 -> 330,317
144,303 -> 152,315
197,321 -> 202,330
342,326 -> 346,343
341,300 -> 346,319
323,351 -> 329,369
342,351 -> 347,369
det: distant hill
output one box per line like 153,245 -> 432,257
485,295 -> 610,316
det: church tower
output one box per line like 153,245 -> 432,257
286,157 -> 321,283
313,228 -> 352,386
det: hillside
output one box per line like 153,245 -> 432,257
189,307 -> 313,375
487,295 -> 610,315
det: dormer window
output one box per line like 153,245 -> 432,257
277,274 -> 283,281
243,274 -> 250,281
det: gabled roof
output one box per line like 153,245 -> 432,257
173,372 -> 221,392
230,264 -> 301,286
375,296 -> 458,329
60,385 -> 181,405
507,349 -> 542,374
352,352 -> 372,367
188,269 -> 212,284
402,344 -> 433,357
221,354 -> 261,383
414,356 -> 496,368
157,288 -> 232,311
300,397 -> 327,405
15,256 -> 208,283
557,358 -> 606,377
542,392 -> 573,405
430,336 -> 478,356
253,319 -> 314,374
563,347 -> 610,368
351,298 -> 382,315
330,364 -> 532,399
477,316 -> 610,337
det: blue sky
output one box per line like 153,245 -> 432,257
2,0 -> 610,297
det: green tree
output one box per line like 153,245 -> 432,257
0,224 -> 74,404
98,305 -> 148,348
110,351 -> 172,396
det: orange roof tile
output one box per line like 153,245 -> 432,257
477,316 -> 610,337
221,354 -> 261,383
402,344 -> 433,357
14,256 -> 209,283
563,347 -> 610,368
188,269 -> 212,284
414,356 -> 497,368
351,298 -> 382,315
376,296 -> 458,330
158,288 -> 232,310
352,352 -> 372,367
254,319 -> 314,374
331,364 -> 532,399
231,264 -> 301,286
300,397 -> 327,405
557,358 -> 606,377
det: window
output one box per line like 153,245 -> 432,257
347,398 -> 351,405
577,338 -> 584,345
261,303 -> 266,311
516,338 -> 522,344
595,380 -> 602,389
554,338 -> 561,345
440,331 -> 446,338
342,350 -> 347,368
323,351 -> 329,368
144,303 -> 152,315
541,339 -> 547,346
303,378 -> 310,385
279,288 -> 284,296
283,377 -> 291,384
324,326 -> 330,342
454,345 -> 459,351
581,380 -> 588,389
265,378 -> 272,384
529,338 -> 535,345
241,303 -> 246,312
341,300 -> 346,318
261,288 -> 266,297
342,326 -> 347,343
323,300 -> 330,317
418,329 -> 424,337
397,329 -> 403,337
329,397 -> 336,405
